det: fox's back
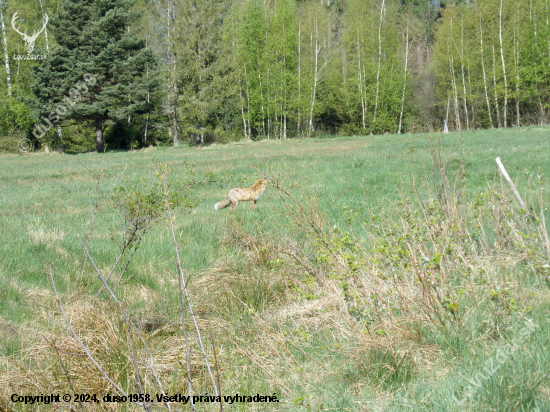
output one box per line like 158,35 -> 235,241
231,184 -> 265,201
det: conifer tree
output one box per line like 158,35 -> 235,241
32,0 -> 158,152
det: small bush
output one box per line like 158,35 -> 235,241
0,129 -> 28,153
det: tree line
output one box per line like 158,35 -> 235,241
0,0 -> 548,152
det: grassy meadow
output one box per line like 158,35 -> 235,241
0,127 -> 549,411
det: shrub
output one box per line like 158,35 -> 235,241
0,129 -> 28,153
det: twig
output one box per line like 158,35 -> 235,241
208,322 -> 223,412
176,268 -> 196,412
45,335 -> 84,411
124,301 -> 152,412
162,174 -> 219,398
78,164 -> 127,280
94,252 -> 123,298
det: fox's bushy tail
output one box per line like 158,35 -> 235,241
214,196 -> 231,210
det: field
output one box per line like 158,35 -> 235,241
0,127 -> 549,411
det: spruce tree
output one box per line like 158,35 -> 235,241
32,0 -> 158,152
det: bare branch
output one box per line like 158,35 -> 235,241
162,174 -> 219,399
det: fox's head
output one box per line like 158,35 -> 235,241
252,178 -> 267,190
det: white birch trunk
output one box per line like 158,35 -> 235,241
298,21 -> 301,136
499,0 -> 508,127
244,63 -> 252,138
38,0 -> 49,52
280,45 -> 284,139
460,18 -> 470,130
282,37 -> 287,139
514,6 -> 520,126
308,24 -> 318,138
373,0 -> 386,128
492,45 -> 502,127
423,18 -> 430,63
173,76 -> 179,146
540,0 -> 548,122
283,86 -> 287,140
307,15 -> 327,138
461,62 -> 469,130
450,55 -> 462,131
167,0 -> 178,146
259,70 -> 266,137
230,15 -> 246,140
362,63 -> 368,130
143,36 -> 150,145
444,95 -> 450,133
144,114 -> 149,144
479,19 -> 493,127
1,8 -> 11,97
239,75 -> 248,139
265,24 -> 270,139
358,36 -> 365,130
546,0 -> 550,68
398,22 -> 409,134
467,65 -> 476,128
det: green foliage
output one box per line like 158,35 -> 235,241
0,97 -> 34,132
113,163 -> 197,236
104,121 -> 143,151
230,0 -> 299,139
433,0 -> 550,130
0,128 -> 26,153
0,97 -> 35,153
175,0 -> 233,143
3,0 -> 550,146
31,0 -> 160,152
108,162 -> 198,286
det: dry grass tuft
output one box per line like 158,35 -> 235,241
26,225 -> 65,245
0,291 -> 218,411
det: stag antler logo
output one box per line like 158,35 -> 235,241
11,11 -> 48,54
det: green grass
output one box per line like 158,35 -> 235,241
0,127 -> 549,410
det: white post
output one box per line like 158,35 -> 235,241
496,157 -> 526,208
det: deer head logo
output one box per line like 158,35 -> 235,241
11,11 -> 48,54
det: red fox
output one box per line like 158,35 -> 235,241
214,179 -> 267,210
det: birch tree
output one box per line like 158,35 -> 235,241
398,19 -> 411,134
150,0 -> 180,146
342,0 -> 376,132
499,0 -> 508,127
373,0 -> 386,128
0,0 -> 11,97
297,1 -> 331,137
479,17 -> 493,127
236,0 -> 267,137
